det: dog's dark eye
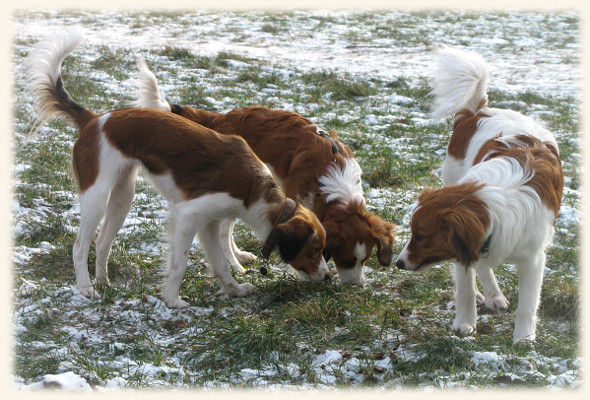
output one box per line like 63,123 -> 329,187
414,234 -> 425,243
314,247 -> 322,255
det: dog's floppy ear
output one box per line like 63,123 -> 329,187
450,229 -> 475,268
321,217 -> 343,263
367,213 -> 396,266
275,218 -> 312,263
374,237 -> 394,266
443,210 -> 486,268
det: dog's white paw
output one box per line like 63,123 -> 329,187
485,294 -> 510,311
235,251 -> 257,264
225,282 -> 256,297
453,321 -> 476,335
513,332 -> 536,346
475,290 -> 485,304
513,321 -> 536,345
94,272 -> 110,285
230,263 -> 247,274
164,296 -> 189,309
79,285 -> 101,299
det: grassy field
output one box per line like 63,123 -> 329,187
11,10 -> 581,390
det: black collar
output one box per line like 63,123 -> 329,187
260,199 -> 297,259
317,129 -> 342,155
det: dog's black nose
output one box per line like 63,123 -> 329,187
324,272 -> 333,281
396,259 -> 406,270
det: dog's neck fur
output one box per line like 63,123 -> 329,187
236,195 -> 290,245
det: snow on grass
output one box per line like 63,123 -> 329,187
12,11 -> 581,99
11,9 -> 581,391
16,371 -> 93,391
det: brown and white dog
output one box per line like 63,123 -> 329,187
132,60 -> 395,285
396,48 -> 563,344
25,29 -> 330,308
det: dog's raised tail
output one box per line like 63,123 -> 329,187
430,47 -> 489,119
132,59 -> 172,112
24,28 -> 96,136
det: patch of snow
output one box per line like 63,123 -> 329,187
18,371 -> 92,391
557,205 -> 580,227
363,114 -> 380,125
389,93 -> 413,104
471,351 -> 502,365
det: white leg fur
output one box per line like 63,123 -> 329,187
512,252 -> 545,344
73,117 -> 139,299
477,267 -> 510,311
219,219 -> 246,273
337,266 -> 364,285
232,239 -> 257,265
198,220 -> 255,297
162,193 -> 257,306
453,264 -> 478,334
162,204 -> 201,308
73,187 -> 109,299
73,169 -> 122,298
219,219 -> 256,273
95,166 -> 138,284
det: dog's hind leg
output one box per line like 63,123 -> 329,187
512,251 -> 545,344
95,165 -> 138,285
162,204 -> 202,308
199,220 -> 255,297
73,178 -> 114,299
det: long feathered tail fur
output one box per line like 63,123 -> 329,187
430,47 -> 489,119
24,27 -> 94,136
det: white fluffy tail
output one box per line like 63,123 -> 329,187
131,59 -> 171,112
430,47 -> 489,119
24,27 -> 86,136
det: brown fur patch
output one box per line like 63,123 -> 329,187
473,134 -> 563,218
525,146 -> 563,218
447,101 -> 489,160
176,105 -> 354,201
502,136 -> 563,218
101,108 -> 283,207
473,134 -> 507,165
72,117 -> 101,192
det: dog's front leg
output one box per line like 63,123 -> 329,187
512,251 -> 544,344
452,263 -> 478,334
219,219 -> 247,273
478,266 -> 510,312
199,220 -> 255,298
